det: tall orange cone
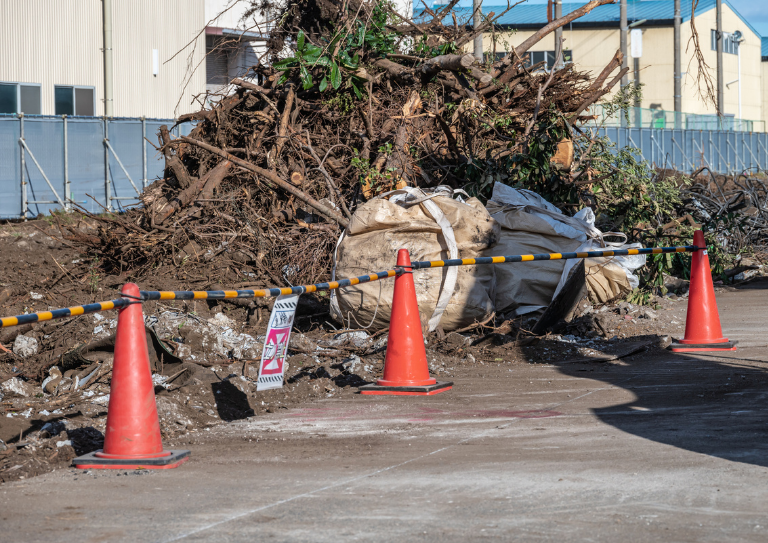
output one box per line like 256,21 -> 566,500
670,231 -> 737,352
73,283 -> 190,469
360,249 -> 452,396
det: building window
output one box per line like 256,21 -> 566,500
54,85 -> 95,116
527,50 -> 573,71
0,82 -> 42,115
206,35 -> 231,88
484,52 -> 508,63
485,51 -> 574,69
711,30 -> 739,55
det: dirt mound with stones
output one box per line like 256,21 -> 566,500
0,217 -> 703,483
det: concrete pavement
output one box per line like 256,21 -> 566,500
2,283 -> 768,542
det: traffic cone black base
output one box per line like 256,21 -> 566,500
670,340 -> 738,352
359,381 -> 453,396
73,450 -> 190,470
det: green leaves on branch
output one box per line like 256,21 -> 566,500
413,35 -> 458,59
586,137 -> 683,234
273,2 -> 396,97
274,30 -> 346,90
496,109 -> 574,205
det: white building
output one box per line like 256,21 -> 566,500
0,0 -> 413,119
204,0 -> 271,95
0,0 -> 208,119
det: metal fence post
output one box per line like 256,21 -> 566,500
19,113 -> 26,219
141,116 -> 147,189
757,134 -> 768,169
743,135 -> 762,170
104,117 -> 111,210
63,115 -> 70,209
759,135 -> 768,171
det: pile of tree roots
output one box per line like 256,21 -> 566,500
61,0 -> 627,290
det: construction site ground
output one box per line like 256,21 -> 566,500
1,222 -> 767,542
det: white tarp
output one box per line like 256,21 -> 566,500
487,183 -> 646,313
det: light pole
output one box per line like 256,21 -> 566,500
716,0 -> 724,116
554,0 -> 563,69
620,0 -> 627,128
620,0 -> 628,88
473,0 -> 483,62
103,0 -> 114,117
674,0 -> 682,128
734,31 -> 744,130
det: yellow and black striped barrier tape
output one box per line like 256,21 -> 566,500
1,299 -> 131,329
408,245 -> 697,269
0,245 -> 699,328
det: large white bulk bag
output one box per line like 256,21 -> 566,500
330,187 -> 500,332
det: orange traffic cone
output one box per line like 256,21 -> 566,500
359,249 -> 452,396
670,231 -> 737,352
73,283 -> 190,469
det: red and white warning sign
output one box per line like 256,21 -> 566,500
256,293 -> 299,391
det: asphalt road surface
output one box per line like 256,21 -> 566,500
2,282 -> 768,542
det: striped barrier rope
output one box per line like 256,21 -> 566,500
0,245 -> 700,328
1,299 -> 131,328
409,245 -> 699,269
140,269 -> 401,301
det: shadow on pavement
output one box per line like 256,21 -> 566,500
735,277 -> 768,290
211,380 -> 254,421
550,335 -> 768,467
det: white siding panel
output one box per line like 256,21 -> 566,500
112,0 -> 206,118
0,0 -> 104,115
0,0 -> 206,118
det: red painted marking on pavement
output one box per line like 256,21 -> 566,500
458,410 -> 562,419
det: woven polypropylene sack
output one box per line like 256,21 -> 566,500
330,193 -> 499,332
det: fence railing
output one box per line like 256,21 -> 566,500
591,105 -> 766,133
2,116 -> 766,221
599,127 -> 768,175
0,114 -> 191,219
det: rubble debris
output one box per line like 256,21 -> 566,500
12,335 -> 38,358
0,378 -> 35,398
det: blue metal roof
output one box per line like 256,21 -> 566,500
418,1 -> 760,39
763,37 -> 768,59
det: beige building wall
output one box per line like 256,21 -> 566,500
480,3 -> 762,123
679,4 -> 762,122
0,0 -> 206,119
763,61 -> 768,126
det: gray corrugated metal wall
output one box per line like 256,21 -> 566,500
2,118 -> 764,219
599,128 -> 768,174
0,114 -> 191,219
